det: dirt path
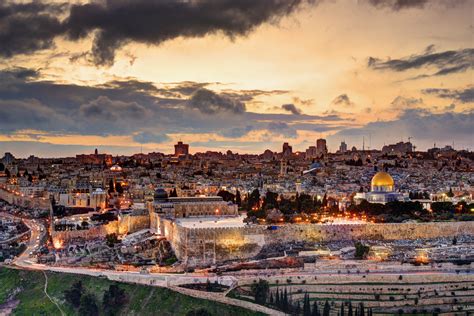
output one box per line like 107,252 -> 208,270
42,271 -> 65,316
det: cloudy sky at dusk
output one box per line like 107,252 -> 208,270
0,0 -> 472,157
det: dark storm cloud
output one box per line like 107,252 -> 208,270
422,86 -> 474,103
188,88 -> 246,114
63,0 -> 312,66
0,0 -> 313,65
368,47 -> 474,77
0,68 -> 344,139
282,103 -> 302,115
0,2 -> 66,58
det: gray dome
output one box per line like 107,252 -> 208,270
154,188 -> 168,200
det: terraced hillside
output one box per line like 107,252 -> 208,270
229,273 -> 474,315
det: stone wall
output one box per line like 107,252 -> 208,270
170,221 -> 474,267
0,189 -> 50,210
52,214 -> 150,244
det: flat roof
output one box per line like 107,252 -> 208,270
175,215 -> 246,228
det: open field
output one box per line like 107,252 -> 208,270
0,267 -> 262,316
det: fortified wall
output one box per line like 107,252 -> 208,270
168,221 -> 474,267
52,213 -> 149,243
0,189 -> 50,210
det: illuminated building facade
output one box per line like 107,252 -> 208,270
354,171 -> 407,204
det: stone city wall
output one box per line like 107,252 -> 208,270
52,214 -> 149,243
0,189 -> 50,210
171,221 -> 474,266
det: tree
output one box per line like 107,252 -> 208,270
217,190 -> 235,203
103,284 -> 128,315
322,193 -> 328,208
323,300 -> 331,316
340,303 -> 345,316
79,293 -> 99,316
275,288 -> 280,308
108,179 -> 115,194
105,233 -> 119,247
312,301 -> 320,316
446,187 -> 454,198
359,302 -> 365,316
348,302 -> 353,316
303,292 -> 312,316
354,241 -> 370,260
115,181 -> 124,194
251,279 -> 269,305
64,281 -> 84,308
283,288 -> 289,312
236,189 -> 242,206
247,188 -> 260,211
169,188 -> 178,197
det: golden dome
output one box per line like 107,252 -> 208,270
371,171 -> 394,187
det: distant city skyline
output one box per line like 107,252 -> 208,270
0,0 -> 472,157
0,138 -> 464,159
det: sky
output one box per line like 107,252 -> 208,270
0,0 -> 473,157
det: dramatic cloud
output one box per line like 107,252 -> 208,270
331,94 -> 355,108
64,0 -> 313,66
188,88 -> 246,114
390,96 -> 424,109
422,86 -> 474,103
0,68 -> 341,142
368,47 -> 474,78
329,108 -> 474,150
281,103 -> 302,115
79,96 -> 148,121
133,131 -> 171,144
0,2 -> 65,58
267,122 -> 298,138
0,0 -> 314,66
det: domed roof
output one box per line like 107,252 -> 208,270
110,164 -> 122,172
371,171 -> 394,187
154,188 -> 168,200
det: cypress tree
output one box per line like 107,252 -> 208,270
340,303 -> 345,316
359,302 -> 365,316
295,301 -> 301,315
323,300 -> 331,316
275,288 -> 280,308
303,293 -> 311,316
283,288 -> 289,312
312,301 -> 319,316
348,302 -> 353,316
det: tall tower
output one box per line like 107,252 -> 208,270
280,160 -> 288,176
316,138 -> 328,156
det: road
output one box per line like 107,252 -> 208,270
5,214 -> 474,315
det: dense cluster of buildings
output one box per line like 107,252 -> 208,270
0,139 -> 472,267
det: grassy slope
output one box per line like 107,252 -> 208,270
0,268 -> 261,316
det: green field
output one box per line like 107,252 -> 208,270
0,267 -> 261,316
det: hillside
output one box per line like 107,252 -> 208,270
0,268 -> 261,316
